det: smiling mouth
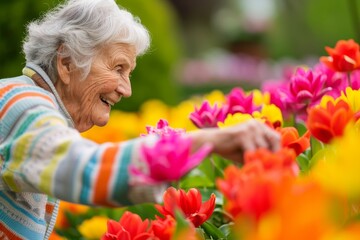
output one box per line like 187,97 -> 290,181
100,96 -> 115,107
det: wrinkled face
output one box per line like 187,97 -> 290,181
57,43 -> 136,132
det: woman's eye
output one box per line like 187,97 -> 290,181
115,65 -> 123,73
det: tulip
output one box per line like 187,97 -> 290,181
339,87 -> 360,113
216,164 -> 275,220
350,69 -> 360,90
320,39 -> 360,72
55,201 -> 89,229
277,127 -> 311,156
143,119 -> 185,136
314,62 -> 348,98
217,113 -> 254,128
307,99 -> 354,144
226,87 -> 259,115
244,148 -> 299,179
189,100 -> 228,128
155,187 -> 216,227
312,125 -> 360,198
253,104 -> 283,128
287,68 -> 332,121
101,211 -> 153,240
130,134 -> 212,184
150,215 -> 176,240
217,148 -> 298,220
78,216 -> 109,239
262,80 -> 292,118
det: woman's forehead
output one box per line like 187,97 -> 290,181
98,43 -> 137,67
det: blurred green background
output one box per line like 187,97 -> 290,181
1,0 -> 360,111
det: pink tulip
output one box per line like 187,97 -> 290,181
262,80 -> 291,117
189,100 -> 228,128
313,62 -> 348,98
350,69 -> 360,90
130,134 -> 213,184
143,119 -> 185,136
287,68 -> 332,120
226,87 -> 259,115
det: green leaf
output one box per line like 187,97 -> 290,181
296,152 -> 311,174
198,189 -> 223,206
310,147 -> 328,168
201,221 -> 226,239
126,203 -> 160,220
180,168 -> 214,189
310,136 -> 325,157
172,210 -> 195,240
294,122 -> 308,136
208,206 -> 232,228
180,156 -> 231,189
218,222 -> 234,238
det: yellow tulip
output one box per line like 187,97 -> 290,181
77,216 -> 109,239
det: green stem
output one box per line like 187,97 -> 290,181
310,136 -> 314,160
293,113 -> 298,129
347,0 -> 360,42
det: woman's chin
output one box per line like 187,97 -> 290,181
94,115 -> 110,127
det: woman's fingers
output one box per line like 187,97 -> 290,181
237,119 -> 281,153
189,119 -> 282,164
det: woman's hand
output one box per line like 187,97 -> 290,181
189,119 -> 281,163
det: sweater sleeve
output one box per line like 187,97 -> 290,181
0,82 -> 166,207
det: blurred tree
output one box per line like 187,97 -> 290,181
115,0 -> 185,111
0,0 -> 185,111
0,0 -> 60,78
266,0 -> 360,59
167,0 -> 227,57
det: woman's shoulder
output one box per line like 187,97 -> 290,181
0,75 -> 58,118
0,75 -> 57,105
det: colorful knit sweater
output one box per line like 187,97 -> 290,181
0,63 -> 164,239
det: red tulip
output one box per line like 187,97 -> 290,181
320,39 -> 360,72
155,187 -> 216,227
150,215 -> 176,240
102,211 -> 153,240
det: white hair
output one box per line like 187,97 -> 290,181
23,0 -> 150,81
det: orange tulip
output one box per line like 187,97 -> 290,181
307,99 -> 354,143
244,148 -> 299,177
232,179 -> 342,240
55,201 -> 89,229
49,232 -> 66,240
277,127 -> 311,155
217,149 -> 298,220
320,39 -> 360,72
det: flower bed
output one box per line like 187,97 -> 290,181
51,39 -> 360,240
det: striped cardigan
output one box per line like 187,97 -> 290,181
0,63 -> 164,239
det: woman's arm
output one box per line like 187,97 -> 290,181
0,83 -> 164,207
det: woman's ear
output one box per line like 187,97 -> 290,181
56,44 -> 73,85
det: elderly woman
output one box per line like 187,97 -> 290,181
0,0 -> 280,239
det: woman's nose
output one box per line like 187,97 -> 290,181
116,78 -> 132,97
